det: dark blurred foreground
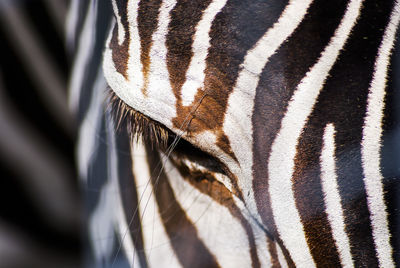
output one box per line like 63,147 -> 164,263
0,0 -> 82,267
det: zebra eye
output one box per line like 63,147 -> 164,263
170,138 -> 227,175
108,90 -> 226,175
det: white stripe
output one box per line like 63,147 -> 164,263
146,0 -> 178,123
132,142 -> 182,268
320,124 -> 354,268
222,0 -> 313,228
361,2 -> 400,267
163,157 -> 254,268
180,0 -> 228,106
268,0 -> 363,266
69,0 -> 97,112
111,0 -> 126,45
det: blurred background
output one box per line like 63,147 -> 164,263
0,0 -> 82,267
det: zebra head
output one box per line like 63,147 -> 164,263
102,0 -> 399,267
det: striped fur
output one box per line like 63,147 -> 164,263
72,0 -> 400,267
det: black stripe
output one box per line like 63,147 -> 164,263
205,0 -> 288,107
166,0 -> 212,97
115,126 -> 148,268
292,125 -> 342,266
114,0 -> 130,34
267,240 -> 281,268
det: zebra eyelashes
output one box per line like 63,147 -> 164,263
107,89 -> 173,150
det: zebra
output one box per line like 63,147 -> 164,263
70,0 -> 400,267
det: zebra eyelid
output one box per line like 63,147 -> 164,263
107,88 -> 226,176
